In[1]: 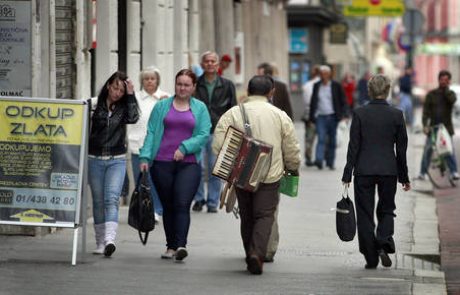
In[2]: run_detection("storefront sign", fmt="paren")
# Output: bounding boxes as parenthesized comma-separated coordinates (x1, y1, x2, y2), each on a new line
(343, 0, 405, 17)
(0, 1, 32, 96)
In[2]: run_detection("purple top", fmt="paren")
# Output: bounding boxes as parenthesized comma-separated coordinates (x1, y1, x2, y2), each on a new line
(155, 105, 196, 163)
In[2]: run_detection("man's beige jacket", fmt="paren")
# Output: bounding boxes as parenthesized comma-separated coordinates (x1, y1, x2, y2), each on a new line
(212, 95, 301, 183)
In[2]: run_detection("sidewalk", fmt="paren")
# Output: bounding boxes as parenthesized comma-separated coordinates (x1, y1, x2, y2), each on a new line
(0, 122, 446, 295)
(432, 133, 460, 294)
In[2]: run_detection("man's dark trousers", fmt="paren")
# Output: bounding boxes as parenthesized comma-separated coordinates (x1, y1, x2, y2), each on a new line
(354, 175, 397, 265)
(236, 182, 280, 260)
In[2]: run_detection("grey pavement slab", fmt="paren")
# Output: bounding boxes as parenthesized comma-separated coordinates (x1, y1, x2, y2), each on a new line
(0, 121, 446, 295)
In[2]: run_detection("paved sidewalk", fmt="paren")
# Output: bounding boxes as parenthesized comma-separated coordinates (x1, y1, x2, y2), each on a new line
(433, 134, 460, 294)
(0, 122, 447, 295)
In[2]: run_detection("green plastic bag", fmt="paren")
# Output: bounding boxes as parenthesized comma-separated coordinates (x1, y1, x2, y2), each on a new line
(279, 172, 299, 197)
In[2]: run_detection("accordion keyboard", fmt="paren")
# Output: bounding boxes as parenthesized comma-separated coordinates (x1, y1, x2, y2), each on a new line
(212, 126, 244, 180)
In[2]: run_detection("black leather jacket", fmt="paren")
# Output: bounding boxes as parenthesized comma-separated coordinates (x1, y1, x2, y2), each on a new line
(88, 94, 139, 156)
(194, 75, 237, 133)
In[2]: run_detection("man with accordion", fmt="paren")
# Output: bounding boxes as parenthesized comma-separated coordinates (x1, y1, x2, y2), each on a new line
(212, 75, 301, 275)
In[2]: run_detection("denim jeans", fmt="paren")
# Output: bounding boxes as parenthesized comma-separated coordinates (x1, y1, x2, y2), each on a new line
(194, 135, 222, 209)
(398, 93, 413, 126)
(420, 134, 458, 175)
(88, 157, 126, 225)
(315, 114, 338, 167)
(151, 161, 201, 250)
(131, 154, 163, 215)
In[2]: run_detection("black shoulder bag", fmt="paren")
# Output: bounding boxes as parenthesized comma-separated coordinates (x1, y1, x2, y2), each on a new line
(336, 185, 356, 242)
(128, 171, 156, 245)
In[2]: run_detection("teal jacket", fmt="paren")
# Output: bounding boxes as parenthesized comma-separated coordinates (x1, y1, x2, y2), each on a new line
(139, 96, 211, 164)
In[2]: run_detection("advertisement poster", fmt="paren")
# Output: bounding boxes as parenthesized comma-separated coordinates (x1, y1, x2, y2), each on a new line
(0, 97, 88, 227)
(0, 1, 32, 97)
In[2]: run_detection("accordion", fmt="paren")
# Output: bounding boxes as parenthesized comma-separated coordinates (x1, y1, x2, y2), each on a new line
(212, 126, 273, 192)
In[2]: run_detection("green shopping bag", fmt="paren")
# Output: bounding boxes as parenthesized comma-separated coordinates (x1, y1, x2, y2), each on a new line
(279, 171, 299, 197)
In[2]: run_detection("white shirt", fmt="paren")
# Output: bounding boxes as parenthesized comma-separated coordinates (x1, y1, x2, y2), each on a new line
(316, 81, 335, 116)
(127, 88, 170, 154)
(302, 76, 320, 112)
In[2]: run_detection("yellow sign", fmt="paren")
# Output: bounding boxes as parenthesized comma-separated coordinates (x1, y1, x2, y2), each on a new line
(0, 100, 84, 145)
(11, 209, 54, 223)
(343, 0, 405, 16)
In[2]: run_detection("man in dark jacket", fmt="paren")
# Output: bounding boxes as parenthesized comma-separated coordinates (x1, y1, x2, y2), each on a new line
(342, 74, 411, 269)
(192, 51, 237, 213)
(418, 70, 459, 180)
(309, 65, 347, 170)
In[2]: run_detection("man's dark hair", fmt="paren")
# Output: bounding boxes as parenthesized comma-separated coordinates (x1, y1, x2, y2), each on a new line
(257, 62, 274, 76)
(247, 75, 274, 96)
(438, 70, 451, 80)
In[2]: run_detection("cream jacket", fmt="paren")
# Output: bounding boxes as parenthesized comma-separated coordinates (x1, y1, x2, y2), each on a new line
(212, 95, 301, 183)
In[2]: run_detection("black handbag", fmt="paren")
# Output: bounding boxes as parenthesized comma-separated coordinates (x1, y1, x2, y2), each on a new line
(336, 185, 356, 242)
(128, 171, 155, 245)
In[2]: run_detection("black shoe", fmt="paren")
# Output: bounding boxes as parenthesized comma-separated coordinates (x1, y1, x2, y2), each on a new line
(104, 243, 116, 257)
(378, 250, 392, 267)
(327, 166, 335, 171)
(192, 201, 204, 212)
(305, 160, 314, 167)
(364, 264, 377, 269)
(314, 161, 323, 170)
(207, 207, 218, 213)
(174, 247, 188, 262)
(247, 255, 263, 275)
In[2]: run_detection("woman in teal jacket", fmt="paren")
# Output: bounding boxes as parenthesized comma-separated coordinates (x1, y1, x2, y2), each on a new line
(139, 69, 211, 261)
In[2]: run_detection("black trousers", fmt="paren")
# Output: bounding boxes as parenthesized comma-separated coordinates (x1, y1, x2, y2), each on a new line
(354, 176, 397, 265)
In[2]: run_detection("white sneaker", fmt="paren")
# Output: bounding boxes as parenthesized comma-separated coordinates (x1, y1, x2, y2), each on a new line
(416, 174, 426, 181)
(92, 245, 104, 255)
(161, 249, 176, 259)
(452, 172, 460, 180)
(154, 213, 161, 224)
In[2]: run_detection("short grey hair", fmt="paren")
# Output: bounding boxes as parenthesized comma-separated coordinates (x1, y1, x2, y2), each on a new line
(200, 51, 219, 63)
(319, 65, 331, 73)
(139, 66, 161, 87)
(368, 74, 391, 99)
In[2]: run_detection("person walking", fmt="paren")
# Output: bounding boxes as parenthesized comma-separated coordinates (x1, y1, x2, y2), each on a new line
(218, 54, 232, 76)
(256, 62, 294, 263)
(128, 66, 170, 223)
(302, 65, 321, 166)
(342, 74, 411, 269)
(398, 66, 414, 128)
(88, 71, 139, 257)
(257, 62, 294, 120)
(417, 70, 459, 180)
(213, 75, 301, 275)
(356, 71, 371, 106)
(309, 65, 347, 170)
(139, 69, 211, 261)
(342, 72, 356, 110)
(192, 51, 237, 213)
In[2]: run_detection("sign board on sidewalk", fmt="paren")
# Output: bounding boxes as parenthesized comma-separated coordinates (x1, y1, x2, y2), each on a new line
(0, 1, 32, 97)
(0, 97, 88, 228)
(343, 0, 405, 17)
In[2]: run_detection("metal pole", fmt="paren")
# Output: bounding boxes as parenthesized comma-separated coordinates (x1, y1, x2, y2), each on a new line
(71, 228, 79, 266)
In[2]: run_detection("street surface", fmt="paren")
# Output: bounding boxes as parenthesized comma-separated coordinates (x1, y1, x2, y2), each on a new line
(0, 121, 447, 295)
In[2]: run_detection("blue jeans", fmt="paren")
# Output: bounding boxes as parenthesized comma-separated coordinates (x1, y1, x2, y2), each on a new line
(398, 93, 413, 126)
(315, 114, 338, 167)
(131, 154, 163, 215)
(151, 161, 201, 250)
(88, 157, 126, 225)
(420, 134, 458, 175)
(194, 135, 222, 209)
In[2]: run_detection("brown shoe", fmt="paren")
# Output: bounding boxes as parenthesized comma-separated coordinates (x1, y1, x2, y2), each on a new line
(246, 255, 263, 275)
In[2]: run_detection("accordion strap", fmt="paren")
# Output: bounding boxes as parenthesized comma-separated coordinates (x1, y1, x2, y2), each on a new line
(239, 103, 252, 137)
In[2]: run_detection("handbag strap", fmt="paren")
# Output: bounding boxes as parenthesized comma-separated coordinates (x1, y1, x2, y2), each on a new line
(239, 103, 252, 137)
(342, 185, 349, 199)
(139, 231, 149, 245)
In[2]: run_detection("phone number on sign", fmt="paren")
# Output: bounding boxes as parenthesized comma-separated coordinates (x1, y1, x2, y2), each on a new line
(15, 195, 75, 206)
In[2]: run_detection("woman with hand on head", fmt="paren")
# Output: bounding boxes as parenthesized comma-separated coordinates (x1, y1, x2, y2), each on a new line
(139, 69, 211, 262)
(88, 71, 139, 257)
(128, 67, 170, 223)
